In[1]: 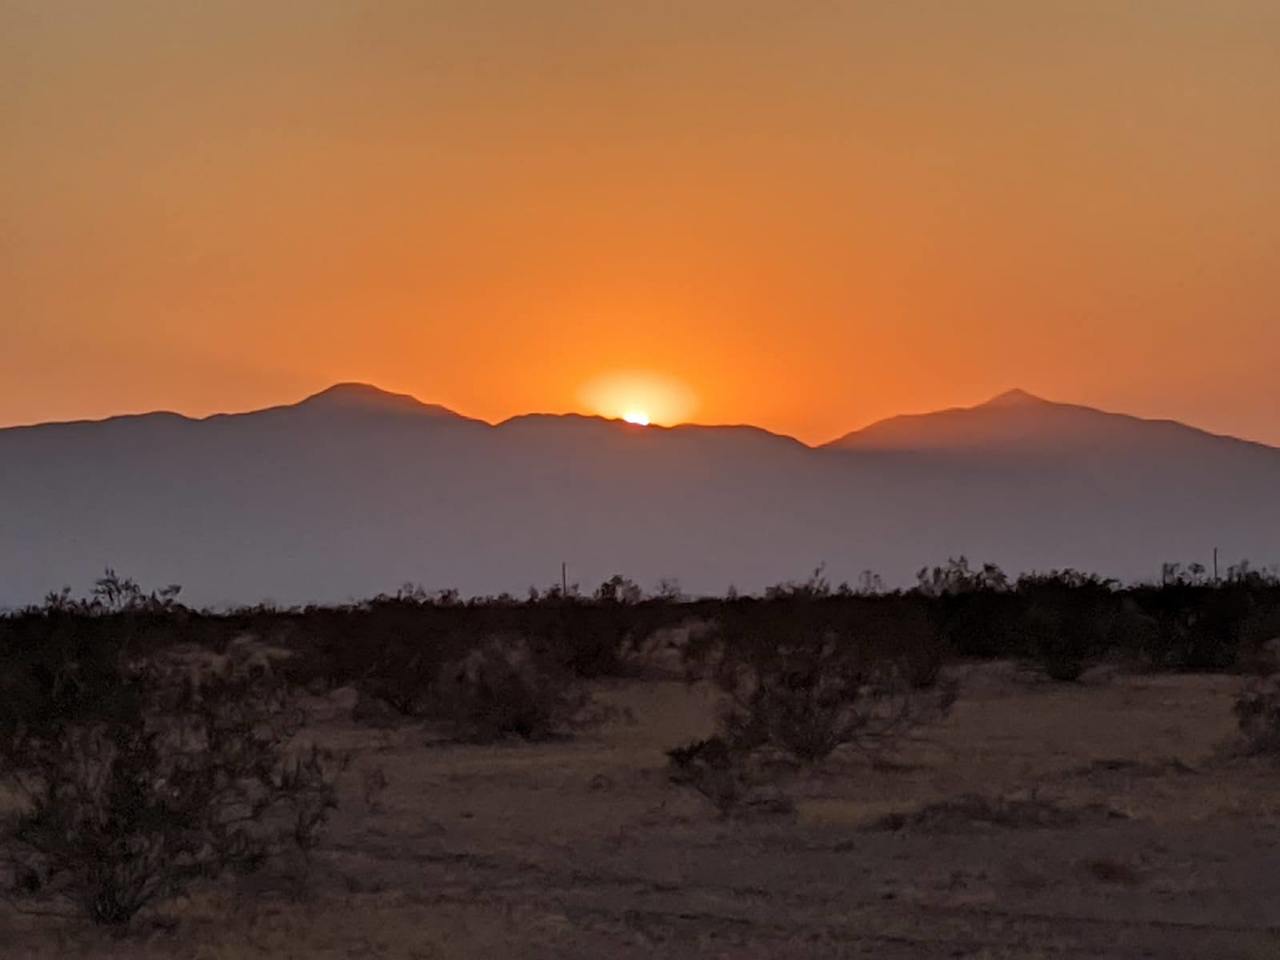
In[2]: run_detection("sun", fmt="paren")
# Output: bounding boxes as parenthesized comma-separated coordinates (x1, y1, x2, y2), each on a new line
(578, 371, 698, 427)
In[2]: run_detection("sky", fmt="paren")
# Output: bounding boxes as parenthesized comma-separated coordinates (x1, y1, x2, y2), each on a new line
(3, 1, 1279, 445)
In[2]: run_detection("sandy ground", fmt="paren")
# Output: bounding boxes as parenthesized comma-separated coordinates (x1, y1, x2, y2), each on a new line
(4, 662, 1280, 959)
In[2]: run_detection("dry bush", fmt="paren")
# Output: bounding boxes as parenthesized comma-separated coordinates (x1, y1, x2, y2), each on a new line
(916, 558, 1019, 658)
(1017, 573, 1119, 682)
(666, 737, 751, 817)
(669, 585, 956, 816)
(0, 641, 343, 927)
(1125, 576, 1280, 672)
(1233, 675, 1280, 756)
(719, 645, 956, 766)
(285, 584, 682, 731)
(430, 636, 593, 742)
(295, 599, 615, 743)
(687, 593, 957, 767)
(665, 737, 793, 820)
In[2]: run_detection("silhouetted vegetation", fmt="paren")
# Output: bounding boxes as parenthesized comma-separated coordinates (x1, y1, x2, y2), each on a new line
(430, 635, 593, 742)
(665, 572, 957, 813)
(679, 571, 957, 766)
(1017, 572, 1119, 681)
(0, 574, 343, 926)
(4, 563, 1277, 724)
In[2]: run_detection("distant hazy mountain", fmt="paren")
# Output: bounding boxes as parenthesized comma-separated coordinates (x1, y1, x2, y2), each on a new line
(2, 384, 1277, 607)
(827, 388, 1273, 460)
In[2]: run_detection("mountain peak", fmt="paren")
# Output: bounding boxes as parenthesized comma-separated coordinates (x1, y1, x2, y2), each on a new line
(301, 382, 417, 407)
(823, 389, 1225, 454)
(296, 382, 457, 417)
(982, 388, 1049, 409)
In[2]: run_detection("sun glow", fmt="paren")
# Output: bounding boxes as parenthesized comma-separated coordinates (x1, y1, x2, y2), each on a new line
(579, 371, 698, 427)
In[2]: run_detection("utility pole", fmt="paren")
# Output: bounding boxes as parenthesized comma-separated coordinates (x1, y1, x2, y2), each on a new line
(1213, 547, 1219, 583)
(561, 562, 567, 596)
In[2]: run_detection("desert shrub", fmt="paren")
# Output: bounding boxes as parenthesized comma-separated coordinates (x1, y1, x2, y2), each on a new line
(665, 736, 792, 819)
(0, 576, 201, 741)
(1126, 583, 1264, 672)
(669, 589, 954, 818)
(0, 640, 342, 927)
(430, 635, 592, 742)
(357, 632, 453, 717)
(282, 585, 681, 726)
(865, 596, 948, 689)
(719, 636, 955, 765)
(281, 596, 481, 717)
(916, 559, 1020, 658)
(686, 590, 956, 767)
(1176, 587, 1254, 671)
(1017, 572, 1119, 681)
(289, 596, 615, 739)
(1233, 675, 1280, 756)
(0, 621, 129, 749)
(666, 736, 752, 817)
(519, 598, 627, 679)
(1235, 595, 1280, 675)
(521, 579, 678, 678)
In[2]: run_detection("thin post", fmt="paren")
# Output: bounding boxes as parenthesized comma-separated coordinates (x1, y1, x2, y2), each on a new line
(561, 562, 567, 595)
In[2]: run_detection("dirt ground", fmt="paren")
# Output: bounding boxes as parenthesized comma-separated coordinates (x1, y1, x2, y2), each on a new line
(5, 662, 1280, 959)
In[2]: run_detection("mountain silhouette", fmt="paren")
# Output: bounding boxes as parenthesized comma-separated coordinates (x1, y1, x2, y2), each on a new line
(1, 385, 1277, 607)
(290, 382, 469, 418)
(826, 389, 1271, 459)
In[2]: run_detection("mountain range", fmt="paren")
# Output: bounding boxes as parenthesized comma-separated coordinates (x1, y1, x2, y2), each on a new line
(2, 384, 1277, 607)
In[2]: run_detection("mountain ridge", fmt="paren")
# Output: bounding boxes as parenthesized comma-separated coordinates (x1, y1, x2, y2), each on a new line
(4, 383, 1275, 456)
(3, 381, 1277, 607)
(825, 388, 1278, 456)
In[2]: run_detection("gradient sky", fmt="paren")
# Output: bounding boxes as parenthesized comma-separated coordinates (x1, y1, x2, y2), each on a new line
(4, 1, 1279, 445)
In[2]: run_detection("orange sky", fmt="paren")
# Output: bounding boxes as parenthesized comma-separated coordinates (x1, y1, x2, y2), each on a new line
(4, 1, 1279, 445)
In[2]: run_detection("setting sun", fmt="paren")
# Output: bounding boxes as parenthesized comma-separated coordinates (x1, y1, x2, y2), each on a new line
(578, 372, 697, 427)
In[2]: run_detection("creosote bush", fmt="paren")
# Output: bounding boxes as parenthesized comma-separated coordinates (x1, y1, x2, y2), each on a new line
(670, 573, 957, 814)
(0, 597, 343, 927)
(1017, 572, 1119, 682)
(279, 578, 679, 732)
(430, 635, 592, 742)
(665, 736, 793, 820)
(684, 577, 957, 768)
(667, 737, 748, 816)
(716, 633, 956, 766)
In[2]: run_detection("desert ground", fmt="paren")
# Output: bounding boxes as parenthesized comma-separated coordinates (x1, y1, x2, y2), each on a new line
(4, 661, 1279, 959)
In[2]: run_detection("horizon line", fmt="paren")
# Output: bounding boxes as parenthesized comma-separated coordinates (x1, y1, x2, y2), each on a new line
(1, 380, 1276, 453)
